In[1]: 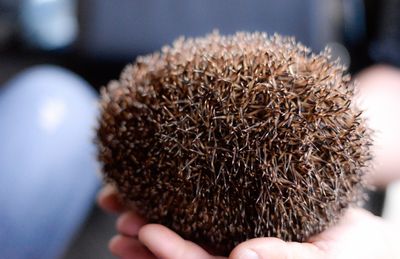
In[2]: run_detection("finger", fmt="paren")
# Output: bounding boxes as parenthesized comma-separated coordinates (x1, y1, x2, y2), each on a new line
(138, 224, 225, 259)
(116, 211, 147, 237)
(308, 207, 377, 245)
(97, 185, 125, 213)
(109, 235, 156, 259)
(229, 237, 325, 259)
(309, 208, 393, 259)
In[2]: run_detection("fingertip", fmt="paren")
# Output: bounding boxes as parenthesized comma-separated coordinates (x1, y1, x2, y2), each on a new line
(97, 184, 115, 199)
(229, 237, 323, 259)
(108, 234, 155, 258)
(97, 185, 125, 213)
(229, 238, 284, 259)
(138, 224, 178, 258)
(116, 211, 147, 236)
(108, 235, 121, 254)
(97, 184, 115, 206)
(230, 249, 260, 259)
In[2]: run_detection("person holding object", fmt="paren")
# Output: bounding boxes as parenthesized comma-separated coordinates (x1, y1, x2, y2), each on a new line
(96, 55, 400, 259)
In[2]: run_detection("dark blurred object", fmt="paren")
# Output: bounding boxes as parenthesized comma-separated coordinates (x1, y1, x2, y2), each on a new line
(364, 189, 386, 216)
(369, 0, 400, 68)
(0, 0, 18, 50)
(78, 0, 342, 60)
(344, 0, 400, 72)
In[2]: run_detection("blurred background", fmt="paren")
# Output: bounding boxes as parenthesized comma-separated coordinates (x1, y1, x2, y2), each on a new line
(0, 0, 399, 258)
(0, 0, 382, 87)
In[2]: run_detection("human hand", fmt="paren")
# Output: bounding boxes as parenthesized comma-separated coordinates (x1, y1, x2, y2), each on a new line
(97, 185, 226, 259)
(98, 185, 399, 259)
(230, 208, 398, 259)
(356, 65, 400, 187)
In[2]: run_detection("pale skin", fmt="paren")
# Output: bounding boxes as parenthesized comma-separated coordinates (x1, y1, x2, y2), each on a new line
(99, 65, 400, 259)
(98, 185, 399, 259)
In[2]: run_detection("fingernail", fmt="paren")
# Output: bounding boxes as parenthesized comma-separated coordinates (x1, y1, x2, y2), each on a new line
(235, 249, 260, 259)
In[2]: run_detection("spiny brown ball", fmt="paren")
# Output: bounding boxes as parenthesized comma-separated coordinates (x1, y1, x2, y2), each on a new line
(97, 32, 371, 255)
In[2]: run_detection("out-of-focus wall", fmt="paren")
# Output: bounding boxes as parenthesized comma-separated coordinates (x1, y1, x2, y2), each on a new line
(78, 0, 343, 60)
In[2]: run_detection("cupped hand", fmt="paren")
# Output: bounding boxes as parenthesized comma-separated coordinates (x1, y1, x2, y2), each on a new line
(98, 185, 398, 259)
(98, 185, 225, 259)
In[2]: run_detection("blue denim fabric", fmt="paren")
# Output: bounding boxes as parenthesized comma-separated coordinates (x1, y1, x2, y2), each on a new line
(0, 65, 100, 259)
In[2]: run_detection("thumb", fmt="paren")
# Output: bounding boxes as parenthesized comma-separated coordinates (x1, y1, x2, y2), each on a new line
(229, 237, 326, 259)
